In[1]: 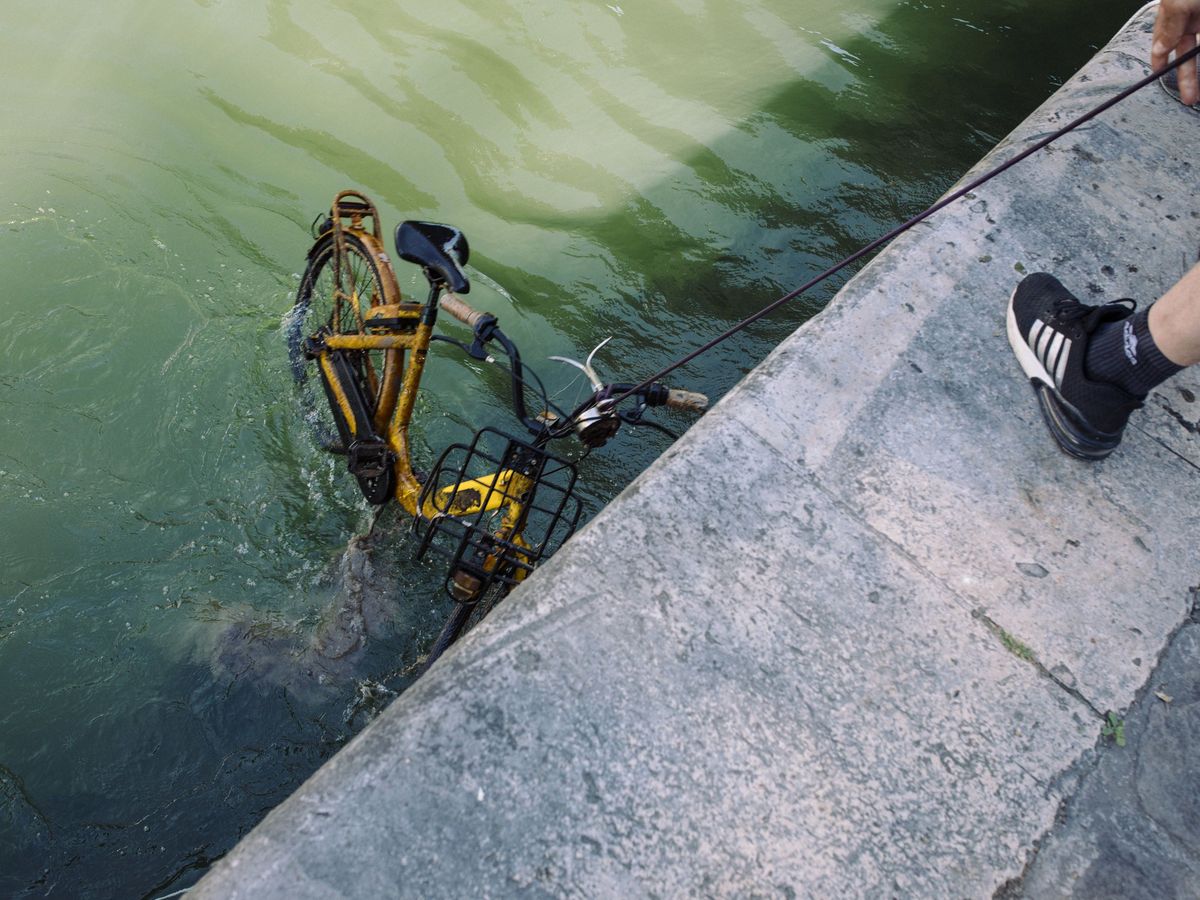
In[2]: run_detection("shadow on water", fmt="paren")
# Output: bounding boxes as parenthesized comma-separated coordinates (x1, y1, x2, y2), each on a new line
(1, 518, 439, 899)
(0, 0, 1145, 896)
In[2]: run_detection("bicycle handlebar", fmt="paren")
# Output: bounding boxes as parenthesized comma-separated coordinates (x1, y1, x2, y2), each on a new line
(435, 290, 709, 441)
(624, 383, 708, 413)
(440, 291, 488, 327)
(663, 388, 708, 413)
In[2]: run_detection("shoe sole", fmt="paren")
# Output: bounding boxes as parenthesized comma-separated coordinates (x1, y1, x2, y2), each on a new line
(1006, 286, 1119, 461)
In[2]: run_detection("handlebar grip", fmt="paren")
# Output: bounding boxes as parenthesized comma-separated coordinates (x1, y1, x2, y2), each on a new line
(665, 388, 709, 413)
(440, 292, 488, 327)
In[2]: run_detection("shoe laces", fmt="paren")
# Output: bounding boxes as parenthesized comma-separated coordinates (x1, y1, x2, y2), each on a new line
(1052, 296, 1136, 333)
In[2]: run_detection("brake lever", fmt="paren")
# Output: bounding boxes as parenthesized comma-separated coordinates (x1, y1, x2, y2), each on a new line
(467, 314, 500, 360)
(549, 336, 612, 391)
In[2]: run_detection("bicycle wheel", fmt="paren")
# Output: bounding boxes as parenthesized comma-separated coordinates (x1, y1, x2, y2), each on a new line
(289, 231, 398, 503)
(290, 231, 393, 413)
(420, 581, 507, 674)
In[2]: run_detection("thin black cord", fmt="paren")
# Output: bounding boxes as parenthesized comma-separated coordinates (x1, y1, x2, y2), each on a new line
(621, 412, 680, 440)
(609, 44, 1200, 408)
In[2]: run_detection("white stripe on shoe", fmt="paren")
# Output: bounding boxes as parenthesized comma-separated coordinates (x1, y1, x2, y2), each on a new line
(1027, 318, 1073, 390)
(1029, 320, 1044, 350)
(1045, 332, 1065, 377)
(1053, 336, 1072, 388)
(1007, 291, 1064, 393)
(1036, 322, 1054, 361)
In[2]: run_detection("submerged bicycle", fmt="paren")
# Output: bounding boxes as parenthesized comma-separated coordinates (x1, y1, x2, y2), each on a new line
(288, 190, 708, 668)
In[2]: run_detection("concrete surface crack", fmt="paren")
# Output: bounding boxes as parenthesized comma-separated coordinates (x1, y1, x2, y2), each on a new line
(806, 474, 1108, 722)
(972, 609, 1106, 719)
(1132, 399, 1200, 469)
(1158, 403, 1199, 434)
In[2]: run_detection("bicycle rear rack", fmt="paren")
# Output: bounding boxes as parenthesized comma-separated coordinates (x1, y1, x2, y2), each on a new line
(414, 428, 582, 602)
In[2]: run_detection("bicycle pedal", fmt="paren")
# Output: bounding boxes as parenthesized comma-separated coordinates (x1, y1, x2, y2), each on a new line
(302, 335, 327, 359)
(347, 439, 393, 478)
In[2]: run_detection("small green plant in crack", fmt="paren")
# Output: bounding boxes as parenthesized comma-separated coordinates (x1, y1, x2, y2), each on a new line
(997, 627, 1035, 662)
(1101, 711, 1127, 747)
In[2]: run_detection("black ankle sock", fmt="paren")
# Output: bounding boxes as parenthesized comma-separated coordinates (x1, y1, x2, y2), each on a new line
(1085, 305, 1183, 396)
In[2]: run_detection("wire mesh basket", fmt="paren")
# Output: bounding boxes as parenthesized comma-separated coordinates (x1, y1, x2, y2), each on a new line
(413, 428, 582, 601)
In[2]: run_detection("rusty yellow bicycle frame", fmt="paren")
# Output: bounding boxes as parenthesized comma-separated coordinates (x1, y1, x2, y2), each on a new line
(317, 213, 534, 546)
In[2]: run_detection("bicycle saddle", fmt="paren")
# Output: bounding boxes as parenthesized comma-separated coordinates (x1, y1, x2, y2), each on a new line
(395, 221, 471, 294)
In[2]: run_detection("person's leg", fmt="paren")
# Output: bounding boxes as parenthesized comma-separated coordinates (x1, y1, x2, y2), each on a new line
(1006, 274, 1144, 460)
(1148, 263, 1200, 366)
(1083, 272, 1188, 397)
(1006, 264, 1199, 460)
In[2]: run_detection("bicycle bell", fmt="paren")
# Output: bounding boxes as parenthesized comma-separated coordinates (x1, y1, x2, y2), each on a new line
(550, 338, 622, 449)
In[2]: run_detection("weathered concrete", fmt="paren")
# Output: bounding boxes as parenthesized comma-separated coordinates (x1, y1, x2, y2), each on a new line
(193, 6, 1200, 897)
(1011, 617, 1200, 899)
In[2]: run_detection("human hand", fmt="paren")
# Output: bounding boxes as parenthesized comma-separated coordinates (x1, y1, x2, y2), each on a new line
(1152, 0, 1200, 105)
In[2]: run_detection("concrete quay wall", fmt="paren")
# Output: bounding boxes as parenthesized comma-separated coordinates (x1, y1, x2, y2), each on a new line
(193, 7, 1200, 897)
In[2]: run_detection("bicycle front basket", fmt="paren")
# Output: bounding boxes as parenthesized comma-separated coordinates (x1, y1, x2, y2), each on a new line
(414, 428, 582, 600)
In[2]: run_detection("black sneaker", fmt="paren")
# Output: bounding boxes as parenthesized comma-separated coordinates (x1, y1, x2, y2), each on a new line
(1006, 272, 1143, 460)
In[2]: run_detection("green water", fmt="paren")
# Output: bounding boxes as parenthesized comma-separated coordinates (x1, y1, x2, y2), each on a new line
(1, 0, 1140, 894)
